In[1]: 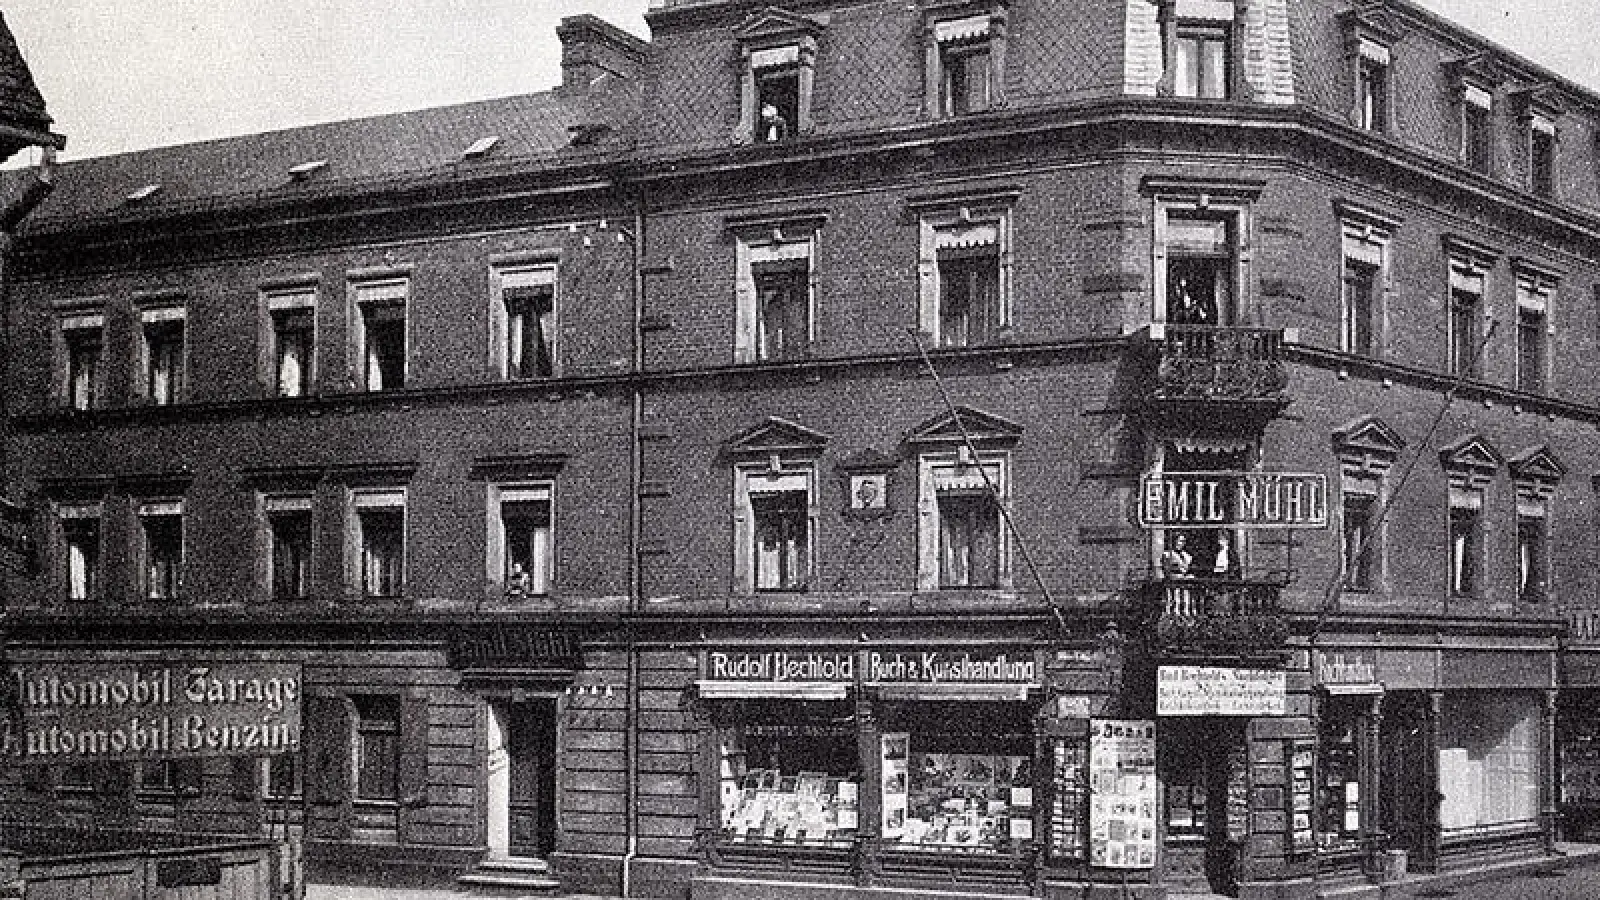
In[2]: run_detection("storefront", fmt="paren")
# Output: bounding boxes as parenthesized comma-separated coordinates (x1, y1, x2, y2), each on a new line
(689, 644, 1064, 900)
(1311, 639, 1557, 880)
(1558, 630, 1600, 841)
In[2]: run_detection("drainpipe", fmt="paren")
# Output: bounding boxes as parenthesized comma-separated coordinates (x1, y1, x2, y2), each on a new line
(622, 195, 646, 898)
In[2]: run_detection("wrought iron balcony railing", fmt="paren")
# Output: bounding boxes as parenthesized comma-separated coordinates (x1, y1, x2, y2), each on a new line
(1132, 577, 1289, 655)
(1150, 324, 1288, 403)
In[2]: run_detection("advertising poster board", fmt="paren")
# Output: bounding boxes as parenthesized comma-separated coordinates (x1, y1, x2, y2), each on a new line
(1088, 719, 1157, 869)
(1157, 666, 1286, 716)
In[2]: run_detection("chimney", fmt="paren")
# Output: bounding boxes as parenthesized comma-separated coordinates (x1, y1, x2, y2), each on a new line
(556, 15, 650, 94)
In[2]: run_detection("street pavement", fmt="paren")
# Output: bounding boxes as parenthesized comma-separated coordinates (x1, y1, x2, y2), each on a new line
(1422, 866, 1600, 900)
(308, 888, 620, 900)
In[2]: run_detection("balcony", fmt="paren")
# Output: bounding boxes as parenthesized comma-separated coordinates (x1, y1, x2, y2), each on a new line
(1129, 577, 1289, 657)
(1137, 324, 1291, 426)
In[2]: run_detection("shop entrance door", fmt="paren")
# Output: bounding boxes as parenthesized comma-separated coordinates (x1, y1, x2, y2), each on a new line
(1379, 693, 1432, 869)
(486, 699, 558, 859)
(1160, 717, 1249, 897)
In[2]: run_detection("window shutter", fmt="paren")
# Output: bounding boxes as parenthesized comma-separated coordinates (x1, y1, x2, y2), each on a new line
(398, 693, 430, 806)
(231, 756, 260, 802)
(306, 694, 351, 806)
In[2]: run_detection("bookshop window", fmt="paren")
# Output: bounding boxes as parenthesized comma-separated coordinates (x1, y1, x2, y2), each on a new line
(1438, 692, 1539, 832)
(879, 701, 1034, 855)
(1160, 718, 1247, 843)
(1317, 697, 1364, 849)
(718, 700, 859, 847)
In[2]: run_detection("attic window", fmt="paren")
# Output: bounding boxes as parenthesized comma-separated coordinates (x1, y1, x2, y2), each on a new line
(288, 159, 328, 181)
(462, 136, 500, 160)
(126, 184, 162, 204)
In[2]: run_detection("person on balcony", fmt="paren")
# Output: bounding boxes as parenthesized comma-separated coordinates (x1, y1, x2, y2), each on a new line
(1161, 534, 1198, 620)
(1169, 277, 1213, 326)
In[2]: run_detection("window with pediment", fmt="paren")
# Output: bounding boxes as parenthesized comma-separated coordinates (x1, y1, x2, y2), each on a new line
(1333, 416, 1405, 593)
(922, 3, 1007, 118)
(1509, 447, 1562, 605)
(1340, 2, 1403, 133)
(907, 406, 1020, 591)
(728, 418, 828, 594)
(1446, 53, 1503, 175)
(732, 9, 824, 146)
(911, 190, 1016, 348)
(1440, 435, 1501, 601)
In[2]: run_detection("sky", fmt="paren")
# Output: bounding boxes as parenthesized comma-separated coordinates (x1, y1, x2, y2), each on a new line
(2, 0, 1598, 165)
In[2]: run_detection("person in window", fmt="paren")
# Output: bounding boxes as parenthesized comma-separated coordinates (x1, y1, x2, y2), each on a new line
(1211, 533, 1236, 579)
(1161, 534, 1193, 579)
(759, 102, 789, 143)
(505, 562, 530, 600)
(1169, 277, 1212, 326)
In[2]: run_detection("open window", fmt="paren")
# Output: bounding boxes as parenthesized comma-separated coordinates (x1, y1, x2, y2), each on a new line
(492, 484, 554, 599)
(1514, 265, 1556, 394)
(1441, 435, 1500, 601)
(57, 503, 101, 603)
(1147, 178, 1260, 329)
(264, 494, 313, 602)
(1510, 447, 1563, 606)
(350, 489, 405, 601)
(728, 417, 828, 595)
(1444, 237, 1497, 379)
(1334, 415, 1404, 596)
(732, 10, 823, 146)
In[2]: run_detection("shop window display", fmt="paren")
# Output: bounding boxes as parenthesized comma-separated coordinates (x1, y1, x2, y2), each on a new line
(1438, 692, 1539, 833)
(881, 702, 1034, 854)
(1317, 700, 1362, 849)
(719, 701, 859, 847)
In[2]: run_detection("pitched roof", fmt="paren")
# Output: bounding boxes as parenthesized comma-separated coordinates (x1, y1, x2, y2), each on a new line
(22, 80, 636, 229)
(0, 12, 49, 133)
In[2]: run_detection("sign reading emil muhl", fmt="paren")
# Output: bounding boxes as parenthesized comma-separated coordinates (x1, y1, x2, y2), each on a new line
(1139, 471, 1328, 529)
(5, 661, 301, 764)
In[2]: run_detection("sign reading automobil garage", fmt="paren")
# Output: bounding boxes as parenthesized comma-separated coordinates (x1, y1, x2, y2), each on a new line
(1139, 471, 1329, 529)
(4, 662, 301, 763)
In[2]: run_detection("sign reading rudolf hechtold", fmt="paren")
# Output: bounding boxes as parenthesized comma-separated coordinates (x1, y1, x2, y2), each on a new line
(708, 649, 1037, 684)
(5, 661, 301, 764)
(1139, 471, 1329, 529)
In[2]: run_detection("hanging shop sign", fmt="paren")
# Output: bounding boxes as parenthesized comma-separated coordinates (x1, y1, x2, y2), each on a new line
(1157, 665, 1286, 716)
(4, 661, 301, 764)
(1138, 471, 1329, 529)
(1315, 649, 1380, 693)
(1088, 719, 1157, 869)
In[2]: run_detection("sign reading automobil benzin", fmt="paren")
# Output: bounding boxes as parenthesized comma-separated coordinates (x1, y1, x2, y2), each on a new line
(4, 661, 301, 764)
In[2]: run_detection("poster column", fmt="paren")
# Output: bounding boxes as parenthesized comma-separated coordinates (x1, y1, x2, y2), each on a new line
(1088, 719, 1158, 870)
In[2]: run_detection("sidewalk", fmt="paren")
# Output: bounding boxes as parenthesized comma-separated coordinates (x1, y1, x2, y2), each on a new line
(308, 887, 621, 900)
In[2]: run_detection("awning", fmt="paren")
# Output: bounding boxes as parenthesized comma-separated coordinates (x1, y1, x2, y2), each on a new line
(934, 15, 989, 44)
(935, 221, 998, 250)
(871, 683, 1033, 702)
(696, 680, 847, 700)
(751, 45, 799, 70)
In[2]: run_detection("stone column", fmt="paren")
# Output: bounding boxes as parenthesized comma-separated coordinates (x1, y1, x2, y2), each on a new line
(1542, 689, 1559, 853)
(1361, 692, 1384, 873)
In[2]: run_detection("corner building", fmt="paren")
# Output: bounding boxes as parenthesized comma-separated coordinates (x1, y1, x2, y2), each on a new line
(6, 2, 1600, 899)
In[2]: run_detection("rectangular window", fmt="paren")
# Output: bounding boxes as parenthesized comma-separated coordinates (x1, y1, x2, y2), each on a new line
(353, 491, 404, 601)
(352, 280, 407, 392)
(938, 247, 1000, 348)
(265, 288, 317, 398)
(1448, 492, 1481, 599)
(1530, 122, 1556, 198)
(61, 316, 103, 411)
(1514, 270, 1553, 395)
(1341, 491, 1377, 591)
(264, 753, 302, 799)
(1166, 214, 1234, 326)
(494, 267, 556, 380)
(1517, 512, 1546, 604)
(1342, 258, 1379, 355)
(941, 41, 992, 116)
(736, 230, 815, 364)
(753, 489, 809, 591)
(932, 16, 994, 117)
(1448, 264, 1483, 378)
(755, 264, 810, 361)
(880, 702, 1033, 855)
(718, 700, 857, 847)
(1358, 55, 1388, 133)
(755, 56, 800, 143)
(267, 501, 313, 602)
(497, 486, 552, 598)
(1438, 692, 1539, 832)
(1173, 24, 1229, 99)
(139, 501, 183, 602)
(353, 695, 400, 801)
(920, 453, 1007, 591)
(1462, 87, 1493, 174)
(59, 506, 100, 603)
(737, 467, 814, 594)
(140, 307, 186, 405)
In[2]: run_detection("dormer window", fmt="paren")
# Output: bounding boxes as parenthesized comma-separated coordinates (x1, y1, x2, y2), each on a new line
(1340, 5, 1402, 133)
(1514, 87, 1565, 200)
(1357, 45, 1389, 133)
(924, 7, 1007, 119)
(1462, 85, 1493, 174)
(732, 10, 823, 147)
